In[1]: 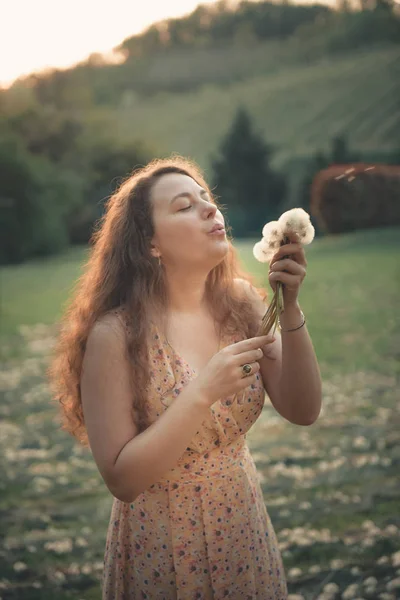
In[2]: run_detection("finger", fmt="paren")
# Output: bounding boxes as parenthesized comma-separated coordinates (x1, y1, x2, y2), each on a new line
(288, 232, 301, 243)
(239, 361, 260, 375)
(230, 335, 275, 354)
(269, 259, 304, 275)
(235, 348, 264, 364)
(269, 271, 302, 286)
(271, 243, 306, 266)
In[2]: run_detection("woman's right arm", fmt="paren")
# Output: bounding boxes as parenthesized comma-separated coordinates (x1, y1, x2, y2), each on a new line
(80, 314, 210, 503)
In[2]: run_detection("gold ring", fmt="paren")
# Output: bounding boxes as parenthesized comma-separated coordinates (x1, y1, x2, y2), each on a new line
(242, 363, 253, 376)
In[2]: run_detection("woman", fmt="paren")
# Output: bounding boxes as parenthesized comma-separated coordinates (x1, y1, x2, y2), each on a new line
(48, 156, 322, 599)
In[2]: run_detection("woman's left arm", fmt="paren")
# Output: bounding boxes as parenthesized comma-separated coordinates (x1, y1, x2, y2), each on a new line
(268, 301, 322, 426)
(238, 232, 322, 426)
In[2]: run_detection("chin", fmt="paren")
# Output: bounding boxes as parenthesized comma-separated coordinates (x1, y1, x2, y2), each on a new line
(209, 240, 229, 264)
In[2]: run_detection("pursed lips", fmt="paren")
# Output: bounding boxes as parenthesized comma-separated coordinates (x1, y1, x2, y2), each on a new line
(208, 224, 225, 233)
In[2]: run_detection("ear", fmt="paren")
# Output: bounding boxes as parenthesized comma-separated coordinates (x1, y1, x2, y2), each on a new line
(149, 242, 161, 259)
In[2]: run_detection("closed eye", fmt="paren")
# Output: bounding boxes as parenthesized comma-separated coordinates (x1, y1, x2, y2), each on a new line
(179, 206, 191, 211)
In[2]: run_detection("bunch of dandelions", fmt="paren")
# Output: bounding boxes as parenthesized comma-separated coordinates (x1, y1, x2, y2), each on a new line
(253, 208, 315, 336)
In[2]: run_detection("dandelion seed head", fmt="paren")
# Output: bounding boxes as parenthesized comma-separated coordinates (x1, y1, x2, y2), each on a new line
(253, 239, 273, 263)
(262, 221, 282, 241)
(278, 208, 314, 245)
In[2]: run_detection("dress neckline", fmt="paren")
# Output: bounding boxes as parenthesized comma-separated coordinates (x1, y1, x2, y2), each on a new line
(151, 319, 232, 375)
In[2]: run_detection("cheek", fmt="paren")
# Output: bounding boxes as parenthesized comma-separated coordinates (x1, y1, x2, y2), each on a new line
(163, 217, 202, 248)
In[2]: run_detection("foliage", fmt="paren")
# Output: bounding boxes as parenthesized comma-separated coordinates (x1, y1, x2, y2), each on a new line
(0, 92, 152, 262)
(211, 107, 287, 237)
(117, 0, 331, 58)
(295, 136, 400, 234)
(0, 134, 79, 264)
(312, 163, 400, 234)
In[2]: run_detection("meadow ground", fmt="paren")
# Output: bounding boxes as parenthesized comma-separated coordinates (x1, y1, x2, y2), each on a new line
(0, 227, 399, 599)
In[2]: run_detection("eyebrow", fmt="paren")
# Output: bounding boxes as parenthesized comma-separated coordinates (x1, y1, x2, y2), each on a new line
(170, 188, 209, 205)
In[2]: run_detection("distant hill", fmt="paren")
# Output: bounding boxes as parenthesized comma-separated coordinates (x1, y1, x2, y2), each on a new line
(3, 2, 399, 170)
(112, 45, 400, 170)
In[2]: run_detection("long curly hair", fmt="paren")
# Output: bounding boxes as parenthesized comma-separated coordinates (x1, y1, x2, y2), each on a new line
(47, 155, 269, 447)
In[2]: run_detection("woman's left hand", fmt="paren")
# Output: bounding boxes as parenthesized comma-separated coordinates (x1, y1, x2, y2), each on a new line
(268, 231, 307, 307)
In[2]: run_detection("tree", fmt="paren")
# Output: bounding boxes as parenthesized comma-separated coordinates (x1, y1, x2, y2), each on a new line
(0, 134, 77, 264)
(211, 107, 286, 237)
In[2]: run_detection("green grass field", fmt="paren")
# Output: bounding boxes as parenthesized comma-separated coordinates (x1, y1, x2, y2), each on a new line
(0, 227, 399, 598)
(115, 46, 400, 170)
(2, 227, 399, 379)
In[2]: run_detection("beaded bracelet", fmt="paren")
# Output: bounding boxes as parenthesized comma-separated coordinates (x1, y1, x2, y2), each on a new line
(278, 309, 306, 332)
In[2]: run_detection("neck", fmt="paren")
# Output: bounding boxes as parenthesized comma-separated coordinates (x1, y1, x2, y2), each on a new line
(164, 267, 210, 315)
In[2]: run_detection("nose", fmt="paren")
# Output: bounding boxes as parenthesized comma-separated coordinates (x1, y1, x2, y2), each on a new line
(204, 201, 217, 219)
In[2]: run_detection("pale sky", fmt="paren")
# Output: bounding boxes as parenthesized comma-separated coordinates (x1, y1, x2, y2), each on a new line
(0, 0, 217, 87)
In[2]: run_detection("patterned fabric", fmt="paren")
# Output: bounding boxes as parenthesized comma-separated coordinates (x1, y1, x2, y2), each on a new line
(102, 312, 288, 599)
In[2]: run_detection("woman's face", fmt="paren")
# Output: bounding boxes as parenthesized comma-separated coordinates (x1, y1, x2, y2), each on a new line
(150, 172, 229, 270)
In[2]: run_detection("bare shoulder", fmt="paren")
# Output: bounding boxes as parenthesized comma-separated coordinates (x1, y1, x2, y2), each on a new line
(233, 277, 267, 318)
(88, 309, 126, 342)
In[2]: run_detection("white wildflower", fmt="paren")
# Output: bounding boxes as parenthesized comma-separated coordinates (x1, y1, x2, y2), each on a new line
(56, 476, 69, 485)
(44, 538, 73, 554)
(391, 550, 400, 566)
(13, 561, 28, 572)
(81, 563, 93, 575)
(363, 577, 377, 587)
(67, 562, 80, 575)
(75, 537, 88, 548)
(386, 578, 400, 591)
(330, 558, 345, 569)
(342, 584, 359, 599)
(32, 476, 52, 492)
(53, 571, 66, 583)
(361, 537, 375, 548)
(288, 567, 302, 578)
(253, 238, 274, 263)
(254, 208, 315, 266)
(309, 565, 321, 574)
(353, 436, 369, 449)
(262, 221, 283, 244)
(278, 207, 315, 245)
(324, 583, 340, 594)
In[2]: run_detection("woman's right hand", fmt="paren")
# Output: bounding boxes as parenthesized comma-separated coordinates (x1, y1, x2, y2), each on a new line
(192, 334, 275, 407)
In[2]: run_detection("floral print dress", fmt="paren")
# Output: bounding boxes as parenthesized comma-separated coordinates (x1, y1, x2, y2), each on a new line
(102, 314, 288, 599)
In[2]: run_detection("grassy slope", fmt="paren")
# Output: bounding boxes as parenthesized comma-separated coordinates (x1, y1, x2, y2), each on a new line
(114, 46, 400, 171)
